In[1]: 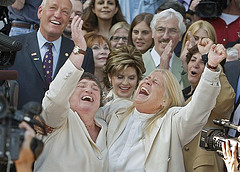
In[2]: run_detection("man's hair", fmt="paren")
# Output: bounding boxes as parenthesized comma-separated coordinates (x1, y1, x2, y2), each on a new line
(150, 8, 186, 35)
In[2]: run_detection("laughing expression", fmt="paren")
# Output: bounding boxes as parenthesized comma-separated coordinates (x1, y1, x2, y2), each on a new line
(70, 79, 101, 114)
(134, 71, 166, 114)
(38, 0, 72, 41)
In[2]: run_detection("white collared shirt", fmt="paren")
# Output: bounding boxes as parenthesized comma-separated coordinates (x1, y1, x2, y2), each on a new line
(37, 31, 62, 78)
(150, 46, 174, 70)
(109, 108, 155, 172)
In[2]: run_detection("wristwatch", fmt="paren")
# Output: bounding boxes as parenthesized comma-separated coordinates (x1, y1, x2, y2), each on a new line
(73, 45, 86, 55)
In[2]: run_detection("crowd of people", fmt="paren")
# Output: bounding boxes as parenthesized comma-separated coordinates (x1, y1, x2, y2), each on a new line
(2, 0, 240, 171)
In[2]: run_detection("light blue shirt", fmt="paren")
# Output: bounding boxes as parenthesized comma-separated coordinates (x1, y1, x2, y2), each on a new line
(119, 0, 167, 23)
(37, 31, 62, 78)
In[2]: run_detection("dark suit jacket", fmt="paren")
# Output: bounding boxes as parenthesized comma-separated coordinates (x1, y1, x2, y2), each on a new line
(224, 60, 240, 121)
(9, 31, 94, 109)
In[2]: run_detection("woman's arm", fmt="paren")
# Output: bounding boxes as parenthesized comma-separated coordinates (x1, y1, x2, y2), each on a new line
(41, 16, 87, 128)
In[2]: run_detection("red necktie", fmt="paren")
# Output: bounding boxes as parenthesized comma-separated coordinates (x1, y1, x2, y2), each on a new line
(42, 42, 53, 87)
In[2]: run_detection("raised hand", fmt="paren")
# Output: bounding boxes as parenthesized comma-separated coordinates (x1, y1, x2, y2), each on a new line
(208, 44, 226, 68)
(71, 15, 87, 51)
(159, 40, 172, 69)
(198, 38, 213, 55)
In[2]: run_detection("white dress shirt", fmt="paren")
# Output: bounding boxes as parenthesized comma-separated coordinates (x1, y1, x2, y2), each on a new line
(109, 108, 155, 172)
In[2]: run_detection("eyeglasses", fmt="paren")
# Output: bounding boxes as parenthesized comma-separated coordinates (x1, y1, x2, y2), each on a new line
(155, 27, 179, 36)
(111, 36, 128, 42)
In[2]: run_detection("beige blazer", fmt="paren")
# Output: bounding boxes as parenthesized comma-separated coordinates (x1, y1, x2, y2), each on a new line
(183, 70, 235, 172)
(97, 66, 221, 172)
(142, 48, 190, 89)
(34, 60, 108, 172)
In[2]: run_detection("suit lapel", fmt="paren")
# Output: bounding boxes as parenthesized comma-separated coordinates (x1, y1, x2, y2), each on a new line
(27, 32, 45, 81)
(108, 112, 131, 148)
(145, 118, 163, 157)
(54, 36, 72, 78)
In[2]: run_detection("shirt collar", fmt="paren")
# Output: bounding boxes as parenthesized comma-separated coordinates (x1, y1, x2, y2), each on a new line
(151, 46, 174, 69)
(37, 30, 62, 53)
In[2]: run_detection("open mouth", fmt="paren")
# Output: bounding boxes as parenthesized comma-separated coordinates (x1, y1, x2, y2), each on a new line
(50, 20, 61, 25)
(81, 95, 93, 102)
(191, 71, 197, 76)
(139, 86, 149, 96)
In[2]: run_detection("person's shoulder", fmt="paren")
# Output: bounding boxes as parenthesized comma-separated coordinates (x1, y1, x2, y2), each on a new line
(13, 31, 36, 42)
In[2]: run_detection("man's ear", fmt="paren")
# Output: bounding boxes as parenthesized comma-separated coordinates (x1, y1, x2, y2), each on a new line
(37, 6, 43, 20)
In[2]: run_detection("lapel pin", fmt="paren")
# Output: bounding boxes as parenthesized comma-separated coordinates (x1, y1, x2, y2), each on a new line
(31, 52, 37, 56)
(65, 53, 69, 57)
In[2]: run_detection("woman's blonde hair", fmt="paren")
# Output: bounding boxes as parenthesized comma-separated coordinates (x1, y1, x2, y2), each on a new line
(109, 22, 130, 41)
(181, 20, 217, 52)
(120, 69, 185, 134)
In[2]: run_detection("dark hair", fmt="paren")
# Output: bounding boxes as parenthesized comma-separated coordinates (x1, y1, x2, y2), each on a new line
(186, 45, 200, 64)
(82, 0, 126, 32)
(155, 0, 186, 19)
(128, 13, 154, 48)
(80, 72, 104, 106)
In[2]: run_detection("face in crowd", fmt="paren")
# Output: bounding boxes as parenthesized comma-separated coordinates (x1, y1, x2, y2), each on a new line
(109, 67, 138, 98)
(132, 21, 153, 54)
(110, 28, 128, 49)
(38, 0, 72, 41)
(92, 0, 118, 20)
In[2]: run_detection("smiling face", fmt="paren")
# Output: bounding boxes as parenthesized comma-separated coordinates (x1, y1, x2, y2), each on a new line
(187, 52, 205, 89)
(152, 17, 181, 56)
(91, 40, 110, 69)
(132, 21, 153, 54)
(134, 71, 166, 114)
(69, 79, 101, 114)
(38, 0, 72, 41)
(93, 0, 118, 20)
(109, 67, 138, 98)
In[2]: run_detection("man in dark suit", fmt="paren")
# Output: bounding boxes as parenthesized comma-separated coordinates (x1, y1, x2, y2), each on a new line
(9, 0, 94, 109)
(225, 45, 240, 137)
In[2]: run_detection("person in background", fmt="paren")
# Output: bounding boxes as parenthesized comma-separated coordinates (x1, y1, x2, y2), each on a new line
(118, 0, 167, 24)
(182, 39, 235, 172)
(155, 0, 187, 58)
(225, 44, 240, 138)
(63, 0, 83, 39)
(84, 32, 111, 97)
(109, 22, 129, 49)
(142, 8, 189, 89)
(180, 20, 217, 73)
(102, 45, 145, 104)
(82, 0, 126, 38)
(205, 0, 240, 45)
(34, 15, 108, 172)
(97, 41, 227, 171)
(8, 0, 42, 36)
(15, 122, 37, 172)
(128, 13, 154, 54)
(9, 0, 94, 109)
